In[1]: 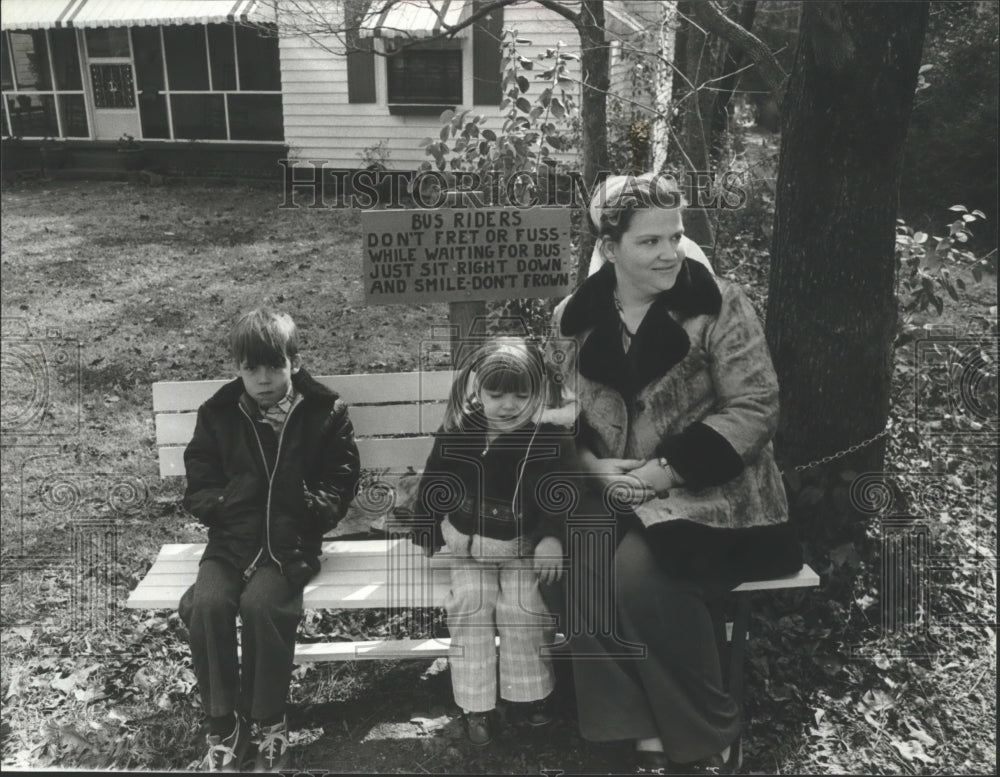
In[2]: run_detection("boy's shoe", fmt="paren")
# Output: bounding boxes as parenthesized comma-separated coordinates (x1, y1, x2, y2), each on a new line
(509, 696, 553, 727)
(253, 717, 290, 772)
(203, 716, 251, 772)
(461, 710, 493, 746)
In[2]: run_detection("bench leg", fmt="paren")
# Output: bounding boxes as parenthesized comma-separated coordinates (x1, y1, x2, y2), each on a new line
(728, 593, 751, 711)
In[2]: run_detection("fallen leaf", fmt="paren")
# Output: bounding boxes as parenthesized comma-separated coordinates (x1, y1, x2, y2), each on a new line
(891, 738, 934, 764)
(57, 724, 93, 753)
(74, 687, 101, 703)
(51, 673, 81, 694)
(904, 718, 937, 748)
(9, 626, 33, 641)
(4, 669, 25, 700)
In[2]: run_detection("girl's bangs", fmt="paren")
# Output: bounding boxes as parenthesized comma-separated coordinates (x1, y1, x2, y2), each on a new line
(477, 361, 534, 394)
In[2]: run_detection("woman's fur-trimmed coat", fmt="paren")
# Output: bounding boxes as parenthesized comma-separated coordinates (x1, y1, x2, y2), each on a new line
(547, 260, 801, 582)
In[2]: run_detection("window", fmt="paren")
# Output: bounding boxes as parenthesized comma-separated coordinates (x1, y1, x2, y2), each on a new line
(153, 23, 284, 141)
(131, 26, 169, 139)
(85, 28, 130, 58)
(2, 30, 88, 138)
(90, 64, 135, 108)
(164, 26, 209, 91)
(386, 40, 462, 114)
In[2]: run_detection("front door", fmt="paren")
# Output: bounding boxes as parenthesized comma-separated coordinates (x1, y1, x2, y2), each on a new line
(83, 27, 141, 140)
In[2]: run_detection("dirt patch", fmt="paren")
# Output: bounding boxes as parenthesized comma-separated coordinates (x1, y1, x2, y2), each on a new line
(289, 660, 628, 775)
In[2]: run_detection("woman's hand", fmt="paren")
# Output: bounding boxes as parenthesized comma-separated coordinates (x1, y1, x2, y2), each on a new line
(582, 450, 646, 480)
(626, 460, 676, 498)
(533, 536, 564, 584)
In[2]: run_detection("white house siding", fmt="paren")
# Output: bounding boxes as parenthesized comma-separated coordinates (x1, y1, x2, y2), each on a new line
(279, 1, 641, 170)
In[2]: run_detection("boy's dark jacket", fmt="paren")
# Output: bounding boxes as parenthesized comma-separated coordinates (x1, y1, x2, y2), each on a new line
(400, 412, 575, 553)
(183, 369, 361, 585)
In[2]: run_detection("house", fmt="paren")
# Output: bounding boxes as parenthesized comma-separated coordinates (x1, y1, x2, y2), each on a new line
(0, 0, 650, 178)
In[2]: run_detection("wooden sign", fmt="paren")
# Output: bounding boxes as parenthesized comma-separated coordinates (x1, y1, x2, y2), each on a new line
(361, 208, 572, 304)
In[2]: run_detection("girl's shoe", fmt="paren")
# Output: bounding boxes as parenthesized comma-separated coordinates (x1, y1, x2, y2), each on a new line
(461, 710, 493, 746)
(203, 716, 251, 772)
(253, 717, 290, 772)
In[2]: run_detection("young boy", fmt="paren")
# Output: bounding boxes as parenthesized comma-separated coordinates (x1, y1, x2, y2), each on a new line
(178, 309, 360, 771)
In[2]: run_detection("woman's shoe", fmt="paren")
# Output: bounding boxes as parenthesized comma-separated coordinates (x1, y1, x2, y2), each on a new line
(461, 710, 493, 746)
(672, 736, 742, 775)
(508, 695, 554, 727)
(633, 749, 672, 775)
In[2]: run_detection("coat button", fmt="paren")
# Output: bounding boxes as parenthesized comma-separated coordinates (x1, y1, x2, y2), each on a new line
(491, 508, 498, 515)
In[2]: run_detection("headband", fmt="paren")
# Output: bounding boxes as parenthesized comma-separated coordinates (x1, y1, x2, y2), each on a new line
(586, 173, 713, 276)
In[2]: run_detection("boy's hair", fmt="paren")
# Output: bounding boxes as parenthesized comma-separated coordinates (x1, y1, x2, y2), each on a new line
(442, 337, 546, 432)
(230, 308, 299, 368)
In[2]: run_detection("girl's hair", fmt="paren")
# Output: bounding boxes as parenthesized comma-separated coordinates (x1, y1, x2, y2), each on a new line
(230, 308, 299, 368)
(590, 173, 686, 244)
(441, 337, 546, 432)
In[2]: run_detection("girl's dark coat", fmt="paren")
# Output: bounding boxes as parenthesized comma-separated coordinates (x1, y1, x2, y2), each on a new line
(409, 415, 576, 553)
(182, 369, 361, 585)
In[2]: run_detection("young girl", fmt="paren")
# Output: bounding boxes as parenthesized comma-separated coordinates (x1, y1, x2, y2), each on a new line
(409, 337, 573, 745)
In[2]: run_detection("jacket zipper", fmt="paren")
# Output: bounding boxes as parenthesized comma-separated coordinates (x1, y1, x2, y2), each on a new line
(239, 399, 301, 580)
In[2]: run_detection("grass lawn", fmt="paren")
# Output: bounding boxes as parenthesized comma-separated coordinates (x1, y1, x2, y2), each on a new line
(0, 178, 995, 773)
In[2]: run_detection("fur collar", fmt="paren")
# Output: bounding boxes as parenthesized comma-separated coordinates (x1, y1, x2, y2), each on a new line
(560, 259, 722, 395)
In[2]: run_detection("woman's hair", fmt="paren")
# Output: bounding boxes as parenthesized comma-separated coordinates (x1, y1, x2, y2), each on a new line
(230, 308, 299, 368)
(590, 173, 686, 243)
(441, 337, 547, 432)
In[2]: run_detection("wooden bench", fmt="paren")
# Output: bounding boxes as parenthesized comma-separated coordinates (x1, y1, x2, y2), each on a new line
(129, 370, 819, 703)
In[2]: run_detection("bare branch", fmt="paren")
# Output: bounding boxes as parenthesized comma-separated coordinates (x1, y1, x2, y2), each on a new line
(267, 0, 515, 58)
(688, 0, 786, 93)
(534, 0, 581, 27)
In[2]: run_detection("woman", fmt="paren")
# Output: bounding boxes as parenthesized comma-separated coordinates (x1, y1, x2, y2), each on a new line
(542, 173, 802, 774)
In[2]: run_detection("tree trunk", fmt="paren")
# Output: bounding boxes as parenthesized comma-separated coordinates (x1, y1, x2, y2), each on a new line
(651, 1, 678, 173)
(575, 0, 611, 285)
(709, 0, 758, 162)
(678, 0, 715, 253)
(765, 2, 929, 552)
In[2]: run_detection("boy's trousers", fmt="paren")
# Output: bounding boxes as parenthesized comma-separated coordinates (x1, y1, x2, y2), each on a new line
(441, 518, 555, 713)
(179, 558, 303, 722)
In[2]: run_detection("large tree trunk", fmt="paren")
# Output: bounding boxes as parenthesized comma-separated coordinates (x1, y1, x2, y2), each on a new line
(765, 2, 929, 553)
(575, 0, 611, 284)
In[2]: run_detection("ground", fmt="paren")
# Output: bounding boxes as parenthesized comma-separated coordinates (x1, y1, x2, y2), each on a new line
(0, 178, 995, 775)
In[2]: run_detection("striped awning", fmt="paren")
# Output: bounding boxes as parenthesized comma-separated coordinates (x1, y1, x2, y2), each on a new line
(0, 0, 80, 29)
(0, 0, 272, 30)
(359, 0, 469, 39)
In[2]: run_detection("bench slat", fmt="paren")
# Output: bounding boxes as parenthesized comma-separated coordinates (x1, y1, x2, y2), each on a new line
(152, 371, 455, 413)
(128, 580, 453, 609)
(155, 403, 447, 446)
(127, 542, 819, 609)
(294, 638, 456, 662)
(158, 436, 436, 477)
